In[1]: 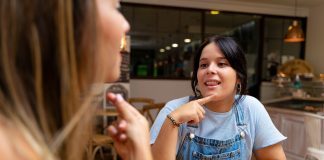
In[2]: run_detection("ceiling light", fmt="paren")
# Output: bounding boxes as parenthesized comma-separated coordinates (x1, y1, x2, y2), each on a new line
(172, 43, 178, 48)
(284, 20, 305, 42)
(160, 48, 165, 53)
(210, 10, 220, 15)
(165, 46, 171, 50)
(184, 39, 191, 43)
(284, 0, 305, 43)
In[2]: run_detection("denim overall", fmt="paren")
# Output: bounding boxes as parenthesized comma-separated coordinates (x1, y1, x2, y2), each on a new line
(176, 104, 247, 160)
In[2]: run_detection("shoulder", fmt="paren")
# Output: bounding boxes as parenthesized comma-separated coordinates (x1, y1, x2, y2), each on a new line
(0, 116, 42, 160)
(239, 96, 276, 131)
(239, 95, 264, 111)
(240, 95, 262, 106)
(238, 95, 269, 122)
(164, 96, 191, 110)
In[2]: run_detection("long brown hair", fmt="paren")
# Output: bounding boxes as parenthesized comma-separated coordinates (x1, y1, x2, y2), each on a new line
(0, 0, 103, 159)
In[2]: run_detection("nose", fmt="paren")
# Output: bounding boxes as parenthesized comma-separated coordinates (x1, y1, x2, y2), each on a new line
(122, 17, 130, 33)
(206, 63, 217, 75)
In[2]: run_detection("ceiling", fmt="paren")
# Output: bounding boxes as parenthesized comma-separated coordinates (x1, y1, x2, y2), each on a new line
(231, 0, 323, 8)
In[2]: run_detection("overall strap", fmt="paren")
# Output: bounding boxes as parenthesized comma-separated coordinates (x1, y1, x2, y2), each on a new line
(189, 95, 197, 101)
(234, 102, 245, 126)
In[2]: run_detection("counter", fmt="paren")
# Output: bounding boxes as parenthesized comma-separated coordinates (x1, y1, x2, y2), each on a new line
(263, 97, 324, 160)
(263, 96, 324, 114)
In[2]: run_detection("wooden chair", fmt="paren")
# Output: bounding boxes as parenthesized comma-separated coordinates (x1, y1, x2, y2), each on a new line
(89, 109, 118, 160)
(127, 97, 154, 111)
(90, 134, 117, 160)
(141, 103, 165, 126)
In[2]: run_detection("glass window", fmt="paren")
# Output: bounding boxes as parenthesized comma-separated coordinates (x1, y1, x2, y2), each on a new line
(121, 3, 306, 98)
(262, 17, 304, 81)
(121, 5, 202, 79)
(204, 11, 262, 94)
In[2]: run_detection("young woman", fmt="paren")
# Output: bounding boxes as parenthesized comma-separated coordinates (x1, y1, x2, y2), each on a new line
(150, 36, 286, 160)
(0, 0, 152, 159)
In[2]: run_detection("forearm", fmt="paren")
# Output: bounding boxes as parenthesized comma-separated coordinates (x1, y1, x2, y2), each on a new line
(151, 119, 179, 160)
(131, 143, 153, 160)
(254, 143, 286, 160)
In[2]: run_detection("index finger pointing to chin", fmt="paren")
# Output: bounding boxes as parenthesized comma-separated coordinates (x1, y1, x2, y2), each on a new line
(196, 94, 217, 105)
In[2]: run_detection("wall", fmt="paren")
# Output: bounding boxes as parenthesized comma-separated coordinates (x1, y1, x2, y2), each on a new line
(305, 4, 324, 75)
(123, 0, 309, 17)
(130, 79, 192, 103)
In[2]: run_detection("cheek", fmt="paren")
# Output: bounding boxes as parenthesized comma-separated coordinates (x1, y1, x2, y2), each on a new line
(197, 70, 204, 85)
(98, 7, 123, 48)
(222, 72, 238, 87)
(101, 20, 121, 49)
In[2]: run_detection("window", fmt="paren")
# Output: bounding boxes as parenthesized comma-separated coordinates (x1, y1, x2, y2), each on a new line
(121, 3, 306, 97)
(121, 5, 202, 79)
(262, 17, 305, 81)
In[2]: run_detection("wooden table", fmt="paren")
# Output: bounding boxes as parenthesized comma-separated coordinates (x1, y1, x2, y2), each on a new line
(97, 109, 119, 117)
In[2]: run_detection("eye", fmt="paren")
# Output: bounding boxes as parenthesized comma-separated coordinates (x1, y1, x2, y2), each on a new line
(218, 62, 229, 68)
(199, 63, 208, 69)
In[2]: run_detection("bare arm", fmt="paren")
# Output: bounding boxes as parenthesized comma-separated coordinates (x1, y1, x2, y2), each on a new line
(151, 117, 179, 160)
(254, 143, 286, 160)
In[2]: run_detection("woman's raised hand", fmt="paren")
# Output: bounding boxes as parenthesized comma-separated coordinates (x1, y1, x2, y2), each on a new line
(170, 95, 216, 125)
(106, 93, 152, 160)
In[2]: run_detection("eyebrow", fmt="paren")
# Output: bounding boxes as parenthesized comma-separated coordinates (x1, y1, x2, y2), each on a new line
(199, 57, 226, 61)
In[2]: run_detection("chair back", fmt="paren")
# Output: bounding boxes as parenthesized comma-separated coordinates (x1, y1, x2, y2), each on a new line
(142, 103, 165, 126)
(128, 97, 154, 110)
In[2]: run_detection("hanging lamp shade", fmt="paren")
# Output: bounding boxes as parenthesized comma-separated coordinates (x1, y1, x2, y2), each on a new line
(284, 20, 305, 42)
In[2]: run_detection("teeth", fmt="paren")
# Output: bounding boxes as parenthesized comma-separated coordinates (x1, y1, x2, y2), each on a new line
(205, 80, 220, 86)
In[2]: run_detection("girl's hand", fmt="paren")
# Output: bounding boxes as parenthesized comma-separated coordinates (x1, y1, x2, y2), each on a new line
(170, 95, 216, 125)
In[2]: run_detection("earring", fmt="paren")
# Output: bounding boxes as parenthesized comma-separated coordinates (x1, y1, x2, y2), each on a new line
(237, 83, 242, 94)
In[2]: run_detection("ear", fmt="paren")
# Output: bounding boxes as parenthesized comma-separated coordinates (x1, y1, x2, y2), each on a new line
(236, 80, 242, 94)
(236, 78, 241, 85)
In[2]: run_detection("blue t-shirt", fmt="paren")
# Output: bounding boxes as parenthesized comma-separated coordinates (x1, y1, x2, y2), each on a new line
(150, 95, 286, 158)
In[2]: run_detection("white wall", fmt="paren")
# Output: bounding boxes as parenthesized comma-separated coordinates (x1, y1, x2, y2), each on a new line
(124, 0, 308, 17)
(130, 79, 192, 103)
(305, 4, 324, 75)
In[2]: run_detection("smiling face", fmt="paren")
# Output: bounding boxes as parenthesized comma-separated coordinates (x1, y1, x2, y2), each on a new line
(197, 42, 238, 102)
(96, 0, 130, 82)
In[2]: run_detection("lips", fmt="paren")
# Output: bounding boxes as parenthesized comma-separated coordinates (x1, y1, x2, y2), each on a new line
(204, 79, 221, 86)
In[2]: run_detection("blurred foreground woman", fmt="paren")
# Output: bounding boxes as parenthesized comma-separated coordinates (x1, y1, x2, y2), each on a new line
(0, 0, 152, 159)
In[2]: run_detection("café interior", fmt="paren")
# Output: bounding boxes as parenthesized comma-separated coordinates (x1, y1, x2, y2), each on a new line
(92, 0, 324, 159)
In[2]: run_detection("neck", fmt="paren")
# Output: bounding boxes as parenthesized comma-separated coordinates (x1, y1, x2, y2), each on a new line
(204, 96, 235, 112)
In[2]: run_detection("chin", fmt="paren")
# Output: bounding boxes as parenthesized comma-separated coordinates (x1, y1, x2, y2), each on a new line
(202, 90, 215, 96)
(202, 91, 219, 97)
(105, 71, 120, 83)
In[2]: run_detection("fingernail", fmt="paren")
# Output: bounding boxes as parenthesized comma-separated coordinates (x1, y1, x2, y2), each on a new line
(118, 120, 127, 128)
(116, 94, 124, 102)
(108, 125, 117, 135)
(119, 134, 127, 141)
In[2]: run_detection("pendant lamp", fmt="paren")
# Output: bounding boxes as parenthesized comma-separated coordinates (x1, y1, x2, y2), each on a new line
(284, 0, 305, 42)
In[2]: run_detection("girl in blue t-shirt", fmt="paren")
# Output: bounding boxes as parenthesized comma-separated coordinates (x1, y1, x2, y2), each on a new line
(150, 35, 286, 160)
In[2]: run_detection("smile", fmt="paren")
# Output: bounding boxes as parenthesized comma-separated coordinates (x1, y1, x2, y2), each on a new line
(204, 79, 221, 86)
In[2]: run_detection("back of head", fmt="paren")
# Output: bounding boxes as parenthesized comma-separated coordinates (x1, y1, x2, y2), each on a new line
(0, 0, 101, 159)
